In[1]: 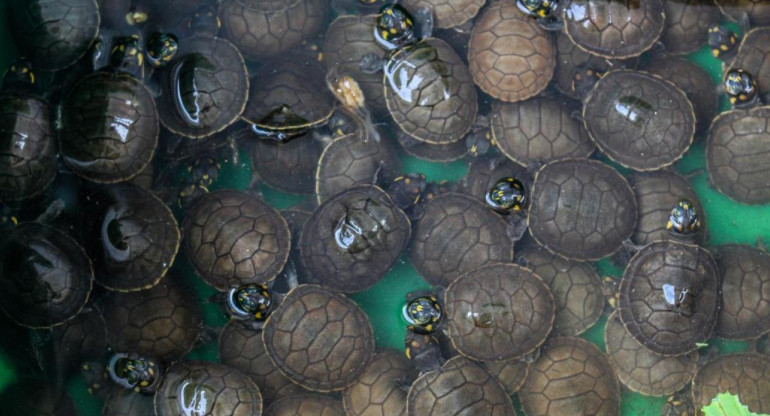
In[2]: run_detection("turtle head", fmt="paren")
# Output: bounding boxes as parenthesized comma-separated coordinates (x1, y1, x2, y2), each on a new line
(708, 25, 739, 60)
(667, 198, 701, 237)
(486, 177, 526, 214)
(107, 353, 160, 393)
(227, 283, 274, 322)
(403, 293, 443, 334)
(724, 69, 758, 107)
(187, 156, 220, 188)
(2, 58, 35, 91)
(571, 65, 603, 100)
(187, 5, 221, 37)
(109, 34, 145, 78)
(387, 173, 428, 213)
(516, 0, 559, 18)
(146, 33, 179, 68)
(375, 4, 416, 51)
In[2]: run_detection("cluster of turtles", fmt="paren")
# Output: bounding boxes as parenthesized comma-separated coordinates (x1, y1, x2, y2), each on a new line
(3, 0, 770, 415)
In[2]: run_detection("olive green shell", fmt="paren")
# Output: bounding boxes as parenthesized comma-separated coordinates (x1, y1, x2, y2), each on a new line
(729, 28, 770, 105)
(99, 273, 202, 363)
(154, 361, 263, 416)
(7, 0, 99, 71)
(0, 92, 56, 201)
(605, 311, 697, 397)
(102, 388, 154, 416)
(401, 0, 484, 29)
(157, 37, 249, 139)
(618, 241, 719, 356)
(219, 0, 327, 60)
(562, 0, 665, 59)
(397, 132, 467, 162)
(482, 357, 531, 396)
(715, 0, 770, 27)
(713, 245, 770, 340)
(520, 337, 620, 416)
(410, 192, 514, 287)
(265, 394, 345, 416)
(1, 381, 77, 416)
(469, 2, 555, 102)
(528, 158, 637, 261)
(583, 69, 695, 171)
(407, 356, 514, 416)
(60, 72, 158, 183)
(342, 350, 417, 416)
(183, 189, 291, 291)
(0, 223, 93, 329)
(80, 184, 180, 292)
(262, 285, 375, 392)
(491, 96, 594, 167)
(385, 38, 477, 145)
(660, 0, 719, 55)
(300, 186, 410, 293)
(251, 135, 325, 195)
(460, 155, 528, 203)
(629, 170, 705, 246)
(706, 106, 770, 204)
(516, 244, 604, 337)
(445, 264, 555, 361)
(692, 353, 770, 413)
(642, 56, 718, 134)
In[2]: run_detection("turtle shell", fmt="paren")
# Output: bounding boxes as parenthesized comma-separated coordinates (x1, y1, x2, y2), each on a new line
(630, 170, 705, 246)
(563, 0, 665, 59)
(99, 273, 202, 363)
(157, 37, 249, 139)
(444, 263, 555, 361)
(692, 353, 770, 413)
(0, 92, 57, 201)
(729, 28, 770, 105)
(460, 155, 528, 203)
(468, 2, 555, 103)
(43, 308, 107, 377)
(384, 38, 477, 145)
(219, 0, 327, 60)
(182, 189, 291, 291)
(1, 381, 77, 416)
(410, 192, 514, 287)
(406, 356, 514, 416)
(642, 56, 718, 134)
(715, 0, 770, 27)
(157, 127, 230, 161)
(299, 185, 410, 293)
(713, 245, 770, 340)
(154, 360, 263, 416)
(80, 184, 180, 292)
(397, 132, 468, 162)
(618, 241, 719, 356)
(251, 135, 325, 195)
(583, 69, 695, 171)
(660, 0, 719, 55)
(482, 357, 531, 396)
(491, 96, 594, 167)
(400, 0, 484, 29)
(7, 0, 99, 71)
(342, 350, 417, 416)
(265, 394, 345, 416)
(528, 158, 637, 261)
(706, 105, 770, 204)
(60, 72, 158, 183)
(262, 285, 375, 392)
(520, 337, 620, 416)
(516, 244, 603, 336)
(604, 311, 697, 397)
(0, 223, 92, 328)
(102, 388, 154, 416)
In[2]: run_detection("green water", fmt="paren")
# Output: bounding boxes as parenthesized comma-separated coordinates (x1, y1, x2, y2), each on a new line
(0, 5, 765, 416)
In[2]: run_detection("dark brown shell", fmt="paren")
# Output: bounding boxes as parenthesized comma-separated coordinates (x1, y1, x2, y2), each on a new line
(482, 357, 531, 396)
(660, 0, 719, 55)
(605, 311, 697, 397)
(520, 337, 620, 416)
(563, 0, 665, 59)
(729, 28, 770, 105)
(45, 309, 107, 377)
(300, 185, 410, 293)
(516, 244, 603, 336)
(445, 263, 555, 361)
(262, 285, 375, 392)
(715, 0, 770, 27)
(490, 96, 594, 167)
(410, 192, 514, 287)
(385, 38, 477, 145)
(692, 353, 770, 413)
(406, 356, 514, 416)
(401, 0, 484, 29)
(714, 245, 770, 340)
(528, 158, 637, 261)
(469, 1, 555, 102)
(618, 241, 719, 356)
(397, 132, 467, 162)
(154, 361, 263, 416)
(182, 189, 291, 291)
(102, 388, 154, 416)
(342, 350, 417, 416)
(706, 105, 770, 204)
(251, 135, 325, 195)
(264, 394, 345, 416)
(583, 69, 695, 171)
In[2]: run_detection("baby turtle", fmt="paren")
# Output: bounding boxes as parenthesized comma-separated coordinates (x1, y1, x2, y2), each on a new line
(691, 353, 770, 414)
(490, 96, 595, 167)
(713, 245, 770, 340)
(300, 185, 410, 293)
(34, 308, 107, 377)
(250, 132, 325, 195)
(444, 263, 555, 361)
(154, 360, 263, 416)
(182, 189, 291, 291)
(400, 0, 484, 29)
(520, 336, 620, 416)
(407, 356, 515, 416)
(0, 223, 93, 329)
(714, 0, 770, 27)
(79, 184, 180, 292)
(468, 1, 556, 102)
(410, 192, 514, 287)
(583, 69, 696, 171)
(660, 0, 719, 55)
(262, 284, 375, 392)
(460, 155, 528, 204)
(397, 130, 468, 162)
(709, 24, 741, 61)
(562, 0, 665, 59)
(105, 352, 162, 393)
(342, 350, 417, 416)
(667, 199, 701, 237)
(481, 357, 531, 396)
(724, 68, 760, 108)
(729, 28, 770, 105)
(265, 394, 345, 416)
(706, 105, 770, 204)
(618, 241, 719, 356)
(528, 158, 637, 261)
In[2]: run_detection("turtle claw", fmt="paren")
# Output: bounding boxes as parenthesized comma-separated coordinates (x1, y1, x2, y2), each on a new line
(414, 7, 434, 39)
(360, 53, 385, 74)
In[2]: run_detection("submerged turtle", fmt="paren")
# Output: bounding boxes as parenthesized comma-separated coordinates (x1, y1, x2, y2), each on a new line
(714, 0, 770, 27)
(709, 24, 742, 62)
(342, 350, 417, 416)
(660, 0, 719, 55)
(691, 353, 770, 414)
(250, 133, 325, 195)
(1, 380, 77, 416)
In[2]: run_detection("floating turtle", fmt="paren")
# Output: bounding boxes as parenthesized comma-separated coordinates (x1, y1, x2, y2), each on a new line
(691, 353, 770, 414)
